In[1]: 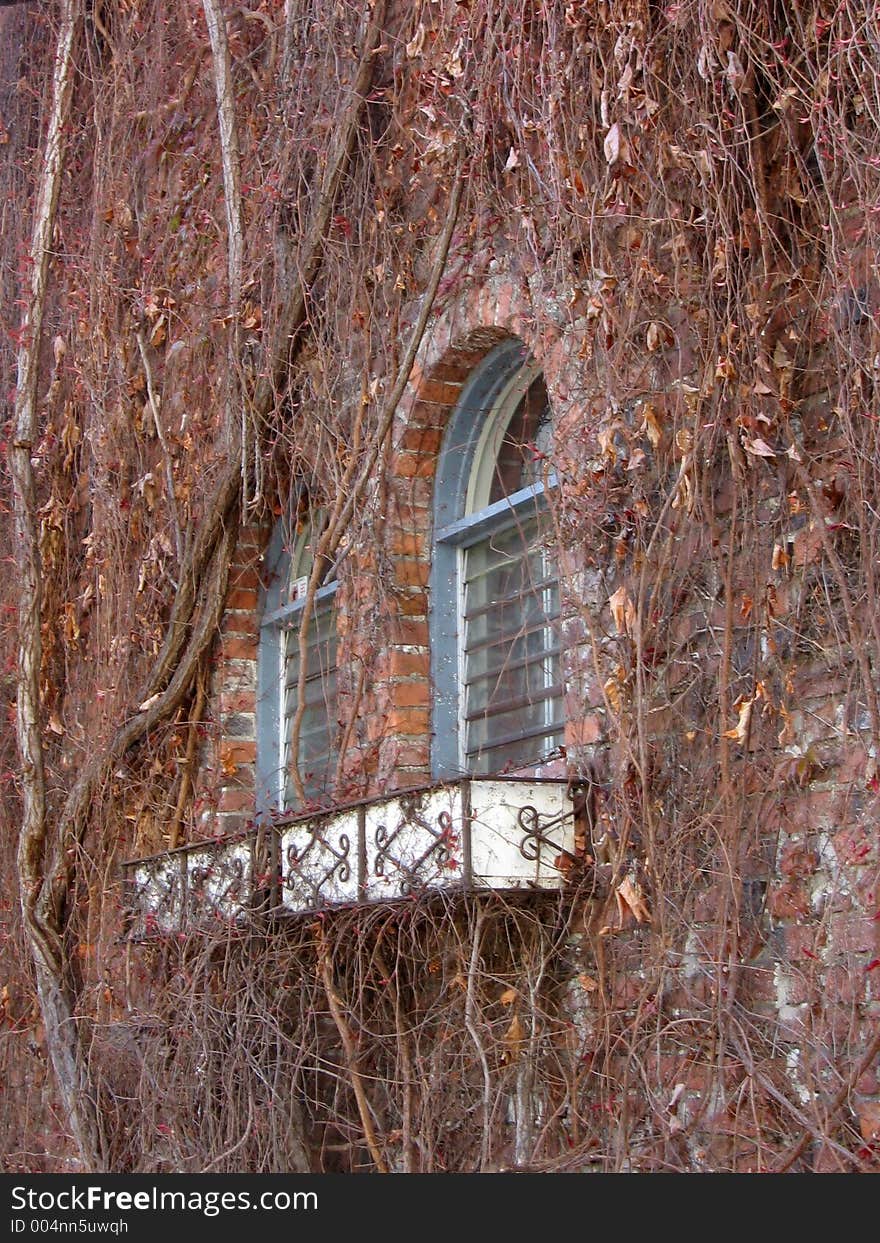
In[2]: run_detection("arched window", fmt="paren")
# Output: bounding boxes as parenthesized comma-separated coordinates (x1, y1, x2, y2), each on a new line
(257, 516, 338, 813)
(431, 339, 563, 778)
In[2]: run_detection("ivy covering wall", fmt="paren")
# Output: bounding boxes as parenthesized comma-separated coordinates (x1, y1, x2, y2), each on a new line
(2, 0, 880, 1172)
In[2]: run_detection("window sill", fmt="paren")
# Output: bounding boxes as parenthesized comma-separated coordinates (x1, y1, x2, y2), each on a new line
(122, 776, 589, 936)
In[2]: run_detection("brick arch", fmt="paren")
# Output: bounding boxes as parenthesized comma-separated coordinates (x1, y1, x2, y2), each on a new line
(393, 273, 577, 493)
(396, 278, 548, 441)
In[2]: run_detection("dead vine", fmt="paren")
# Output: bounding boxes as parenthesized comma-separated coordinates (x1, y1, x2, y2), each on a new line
(3, 0, 880, 1174)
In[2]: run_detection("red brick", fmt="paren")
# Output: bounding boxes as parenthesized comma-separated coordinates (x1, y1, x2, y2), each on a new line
(417, 378, 463, 407)
(394, 558, 430, 587)
(391, 619, 428, 646)
(390, 530, 426, 557)
(393, 452, 437, 479)
(219, 691, 257, 713)
(434, 349, 486, 379)
(663, 978, 715, 1009)
(390, 742, 430, 769)
(400, 427, 443, 453)
(222, 614, 257, 637)
(228, 568, 262, 591)
(217, 788, 257, 814)
(767, 881, 811, 920)
(831, 915, 880, 956)
(392, 680, 430, 708)
(398, 592, 428, 617)
(389, 650, 430, 678)
(784, 924, 826, 958)
(429, 361, 467, 385)
(388, 502, 430, 528)
(220, 741, 257, 766)
(779, 841, 819, 880)
(225, 588, 259, 611)
(220, 638, 258, 660)
(820, 964, 865, 1004)
(387, 708, 430, 735)
(398, 477, 433, 505)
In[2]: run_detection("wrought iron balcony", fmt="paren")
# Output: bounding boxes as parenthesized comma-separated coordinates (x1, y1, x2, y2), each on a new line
(122, 777, 589, 938)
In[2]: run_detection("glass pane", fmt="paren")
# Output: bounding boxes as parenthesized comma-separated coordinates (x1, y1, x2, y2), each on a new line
(473, 728, 564, 774)
(463, 524, 562, 774)
(283, 602, 337, 804)
(488, 374, 552, 504)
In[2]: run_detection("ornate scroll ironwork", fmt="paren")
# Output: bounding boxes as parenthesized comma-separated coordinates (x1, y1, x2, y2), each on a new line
(516, 778, 590, 867)
(285, 823, 352, 907)
(124, 777, 583, 929)
(125, 840, 254, 938)
(188, 850, 247, 926)
(373, 807, 457, 896)
(517, 803, 571, 862)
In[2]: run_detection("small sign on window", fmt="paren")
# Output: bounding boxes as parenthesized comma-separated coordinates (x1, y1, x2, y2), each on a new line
(290, 574, 309, 603)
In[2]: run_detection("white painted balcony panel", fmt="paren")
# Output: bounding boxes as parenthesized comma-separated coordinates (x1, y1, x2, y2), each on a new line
(130, 854, 184, 937)
(364, 785, 465, 901)
(469, 779, 574, 890)
(281, 808, 359, 910)
(187, 842, 252, 928)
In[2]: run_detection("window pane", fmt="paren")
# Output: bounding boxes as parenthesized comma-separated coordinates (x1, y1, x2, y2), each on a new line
(283, 602, 337, 804)
(488, 374, 552, 504)
(463, 520, 562, 774)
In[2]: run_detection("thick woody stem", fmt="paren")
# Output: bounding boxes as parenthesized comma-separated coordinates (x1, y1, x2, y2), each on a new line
(10, 2, 105, 1170)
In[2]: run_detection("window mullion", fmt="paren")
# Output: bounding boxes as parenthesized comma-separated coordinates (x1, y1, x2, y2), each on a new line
(277, 616, 287, 808)
(456, 544, 469, 774)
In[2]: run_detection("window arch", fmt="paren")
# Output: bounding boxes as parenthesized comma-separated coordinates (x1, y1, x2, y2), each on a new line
(257, 515, 338, 814)
(431, 339, 563, 778)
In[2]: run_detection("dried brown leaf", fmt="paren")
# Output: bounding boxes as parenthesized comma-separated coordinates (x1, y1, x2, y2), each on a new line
(743, 437, 776, 458)
(608, 585, 635, 635)
(722, 697, 753, 744)
(615, 874, 651, 924)
(604, 122, 621, 165)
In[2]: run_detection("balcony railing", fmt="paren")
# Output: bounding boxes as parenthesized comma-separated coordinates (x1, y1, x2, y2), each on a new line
(122, 777, 589, 938)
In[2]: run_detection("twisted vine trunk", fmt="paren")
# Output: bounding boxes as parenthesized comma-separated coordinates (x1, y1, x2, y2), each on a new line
(9, 2, 105, 1169)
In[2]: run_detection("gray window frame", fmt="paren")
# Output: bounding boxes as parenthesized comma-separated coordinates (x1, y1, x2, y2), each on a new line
(256, 521, 338, 818)
(430, 338, 558, 779)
